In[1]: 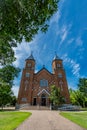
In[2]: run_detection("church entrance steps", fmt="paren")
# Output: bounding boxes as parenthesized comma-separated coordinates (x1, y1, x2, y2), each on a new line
(18, 105, 50, 110)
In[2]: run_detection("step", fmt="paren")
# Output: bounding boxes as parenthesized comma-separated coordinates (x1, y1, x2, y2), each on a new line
(20, 105, 50, 110)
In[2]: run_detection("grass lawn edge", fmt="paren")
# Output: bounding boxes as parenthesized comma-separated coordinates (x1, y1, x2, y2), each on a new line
(60, 111, 87, 129)
(0, 111, 32, 130)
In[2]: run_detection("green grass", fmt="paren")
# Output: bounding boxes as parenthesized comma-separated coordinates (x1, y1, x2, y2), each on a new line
(60, 111, 87, 129)
(0, 111, 31, 130)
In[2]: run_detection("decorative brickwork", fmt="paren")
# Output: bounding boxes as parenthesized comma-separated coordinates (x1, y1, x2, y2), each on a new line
(17, 53, 70, 107)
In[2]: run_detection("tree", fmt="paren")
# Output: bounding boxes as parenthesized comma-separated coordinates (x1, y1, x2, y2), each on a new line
(0, 39, 16, 65)
(69, 88, 87, 107)
(78, 78, 87, 97)
(69, 88, 77, 105)
(10, 96, 17, 106)
(0, 79, 13, 109)
(0, 0, 59, 65)
(50, 85, 65, 106)
(0, 65, 20, 87)
(0, 66, 20, 109)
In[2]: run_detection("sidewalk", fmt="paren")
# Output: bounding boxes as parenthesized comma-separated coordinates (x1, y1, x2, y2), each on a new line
(16, 110, 85, 130)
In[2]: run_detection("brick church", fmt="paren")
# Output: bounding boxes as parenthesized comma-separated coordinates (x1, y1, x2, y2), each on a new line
(17, 53, 70, 108)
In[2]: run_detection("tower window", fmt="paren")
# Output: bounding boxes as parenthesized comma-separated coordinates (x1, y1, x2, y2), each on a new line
(40, 79, 48, 87)
(26, 73, 30, 77)
(27, 63, 31, 67)
(59, 80, 63, 91)
(57, 64, 61, 67)
(25, 85, 28, 91)
(58, 73, 62, 78)
(59, 80, 63, 85)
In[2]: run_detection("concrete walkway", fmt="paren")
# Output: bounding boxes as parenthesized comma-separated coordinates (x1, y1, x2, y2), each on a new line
(16, 110, 85, 130)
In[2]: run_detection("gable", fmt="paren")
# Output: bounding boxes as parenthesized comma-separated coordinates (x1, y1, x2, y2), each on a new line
(36, 68, 52, 77)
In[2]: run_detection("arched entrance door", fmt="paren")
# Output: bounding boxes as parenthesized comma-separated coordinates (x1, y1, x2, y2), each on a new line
(41, 94, 46, 106)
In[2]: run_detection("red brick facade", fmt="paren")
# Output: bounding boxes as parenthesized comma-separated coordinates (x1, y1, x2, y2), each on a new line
(17, 54, 70, 107)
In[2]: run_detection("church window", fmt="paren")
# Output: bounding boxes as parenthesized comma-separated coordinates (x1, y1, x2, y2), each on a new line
(26, 73, 30, 77)
(59, 81, 63, 91)
(58, 73, 62, 78)
(59, 80, 63, 85)
(57, 64, 61, 67)
(40, 79, 48, 87)
(21, 98, 27, 101)
(27, 63, 31, 67)
(25, 85, 27, 91)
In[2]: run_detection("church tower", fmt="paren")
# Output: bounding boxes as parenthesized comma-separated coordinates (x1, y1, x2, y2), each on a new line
(52, 53, 63, 74)
(17, 53, 35, 105)
(52, 53, 70, 103)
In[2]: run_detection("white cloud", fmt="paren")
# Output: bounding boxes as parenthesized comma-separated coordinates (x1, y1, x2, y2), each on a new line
(71, 63, 80, 77)
(13, 35, 41, 67)
(67, 38, 74, 44)
(62, 54, 80, 78)
(61, 26, 68, 42)
(35, 69, 39, 73)
(50, 11, 61, 24)
(76, 36, 83, 46)
(12, 86, 19, 97)
(13, 42, 31, 67)
(59, 24, 72, 46)
(50, 0, 66, 24)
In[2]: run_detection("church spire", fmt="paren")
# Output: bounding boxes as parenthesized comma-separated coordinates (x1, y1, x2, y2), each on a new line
(53, 52, 62, 61)
(26, 52, 35, 61)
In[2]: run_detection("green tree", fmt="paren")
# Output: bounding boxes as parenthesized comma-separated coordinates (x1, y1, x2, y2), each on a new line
(69, 88, 77, 105)
(0, 39, 16, 65)
(10, 96, 17, 106)
(0, 65, 20, 87)
(69, 88, 87, 107)
(78, 78, 87, 97)
(50, 85, 65, 106)
(0, 0, 59, 65)
(0, 79, 13, 109)
(0, 66, 20, 109)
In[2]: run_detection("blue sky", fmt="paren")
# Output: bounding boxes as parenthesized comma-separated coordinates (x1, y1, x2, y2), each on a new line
(13, 0, 87, 96)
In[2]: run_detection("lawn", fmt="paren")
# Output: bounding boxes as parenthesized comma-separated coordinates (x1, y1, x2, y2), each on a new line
(60, 111, 87, 129)
(0, 111, 31, 130)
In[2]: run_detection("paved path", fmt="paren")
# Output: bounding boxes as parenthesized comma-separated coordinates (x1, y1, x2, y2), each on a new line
(16, 110, 85, 130)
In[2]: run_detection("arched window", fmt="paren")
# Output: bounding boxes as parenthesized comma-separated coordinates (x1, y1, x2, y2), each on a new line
(59, 80, 63, 91)
(40, 79, 48, 87)
(26, 73, 30, 77)
(57, 64, 61, 68)
(21, 98, 27, 102)
(58, 73, 62, 78)
(27, 63, 31, 67)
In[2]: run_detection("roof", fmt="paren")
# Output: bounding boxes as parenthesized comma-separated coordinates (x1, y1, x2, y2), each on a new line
(36, 65, 52, 75)
(53, 52, 62, 61)
(25, 53, 35, 61)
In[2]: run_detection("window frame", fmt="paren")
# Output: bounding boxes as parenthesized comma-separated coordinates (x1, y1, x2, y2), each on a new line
(26, 72, 30, 77)
(58, 73, 62, 78)
(40, 79, 48, 87)
(57, 63, 61, 68)
(21, 98, 27, 102)
(27, 63, 31, 67)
